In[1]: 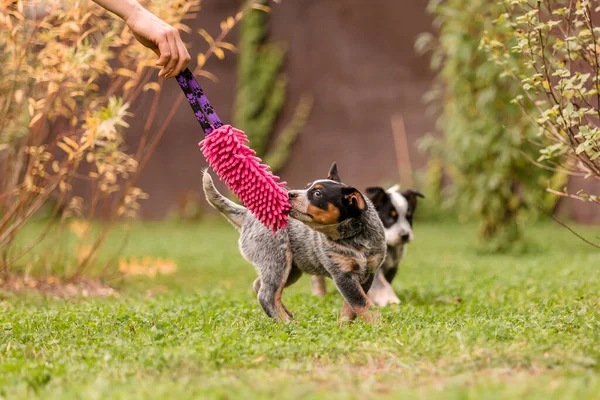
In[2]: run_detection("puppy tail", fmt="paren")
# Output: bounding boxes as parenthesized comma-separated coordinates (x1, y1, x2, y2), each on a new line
(202, 170, 246, 229)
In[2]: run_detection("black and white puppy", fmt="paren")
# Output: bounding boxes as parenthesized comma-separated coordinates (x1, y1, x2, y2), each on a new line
(312, 185, 424, 306)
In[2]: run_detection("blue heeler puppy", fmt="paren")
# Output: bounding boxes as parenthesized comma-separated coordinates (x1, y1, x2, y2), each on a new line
(202, 163, 386, 323)
(312, 185, 424, 306)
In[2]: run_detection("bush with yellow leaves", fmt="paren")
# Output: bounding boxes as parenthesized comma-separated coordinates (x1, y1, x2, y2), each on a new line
(0, 0, 265, 282)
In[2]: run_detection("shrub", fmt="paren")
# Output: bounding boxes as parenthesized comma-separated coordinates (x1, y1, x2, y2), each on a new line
(418, 0, 552, 252)
(0, 0, 256, 281)
(482, 0, 600, 205)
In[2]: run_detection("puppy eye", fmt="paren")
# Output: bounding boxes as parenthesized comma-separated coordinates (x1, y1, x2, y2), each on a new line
(314, 190, 322, 197)
(391, 210, 397, 217)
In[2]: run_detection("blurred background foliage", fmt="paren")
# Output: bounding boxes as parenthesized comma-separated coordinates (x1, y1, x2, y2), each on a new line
(0, 0, 264, 280)
(416, 0, 573, 252)
(1, 0, 599, 285)
(233, 0, 312, 173)
(483, 0, 600, 205)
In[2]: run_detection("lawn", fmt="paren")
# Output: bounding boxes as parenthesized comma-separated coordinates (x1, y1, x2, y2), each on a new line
(1, 219, 600, 399)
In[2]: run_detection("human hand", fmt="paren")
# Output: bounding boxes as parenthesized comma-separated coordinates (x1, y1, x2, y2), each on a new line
(125, 8, 191, 79)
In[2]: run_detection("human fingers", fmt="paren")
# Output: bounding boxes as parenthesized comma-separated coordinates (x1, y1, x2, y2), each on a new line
(166, 34, 190, 78)
(155, 36, 171, 75)
(160, 31, 179, 79)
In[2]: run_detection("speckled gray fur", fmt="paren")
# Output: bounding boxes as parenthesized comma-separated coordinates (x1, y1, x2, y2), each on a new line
(202, 171, 386, 322)
(312, 185, 421, 307)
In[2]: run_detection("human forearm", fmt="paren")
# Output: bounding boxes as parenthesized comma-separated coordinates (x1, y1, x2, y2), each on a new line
(91, 0, 146, 22)
(90, 0, 191, 78)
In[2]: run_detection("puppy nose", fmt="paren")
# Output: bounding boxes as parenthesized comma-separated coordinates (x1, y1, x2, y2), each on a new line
(288, 192, 297, 200)
(401, 234, 410, 243)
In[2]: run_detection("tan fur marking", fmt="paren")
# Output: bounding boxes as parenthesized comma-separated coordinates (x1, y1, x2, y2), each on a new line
(347, 191, 366, 210)
(367, 255, 383, 273)
(313, 184, 323, 190)
(330, 253, 359, 273)
(352, 305, 369, 316)
(358, 308, 381, 324)
(339, 301, 357, 322)
(274, 287, 289, 321)
(307, 203, 340, 224)
(353, 285, 380, 324)
(274, 248, 293, 321)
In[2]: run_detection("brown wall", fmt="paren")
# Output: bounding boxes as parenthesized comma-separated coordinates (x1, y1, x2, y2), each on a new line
(125, 0, 240, 218)
(557, 177, 600, 224)
(124, 0, 597, 223)
(126, 0, 436, 218)
(271, 0, 435, 186)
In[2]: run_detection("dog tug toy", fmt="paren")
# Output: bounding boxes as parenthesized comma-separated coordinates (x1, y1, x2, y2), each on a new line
(176, 68, 291, 232)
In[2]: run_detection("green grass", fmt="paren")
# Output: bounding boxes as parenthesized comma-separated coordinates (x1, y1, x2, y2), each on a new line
(1, 219, 600, 399)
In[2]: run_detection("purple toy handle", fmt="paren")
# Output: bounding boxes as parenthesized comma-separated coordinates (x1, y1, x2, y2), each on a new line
(176, 68, 224, 135)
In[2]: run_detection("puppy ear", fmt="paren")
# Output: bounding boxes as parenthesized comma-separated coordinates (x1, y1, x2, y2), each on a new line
(327, 162, 341, 182)
(387, 184, 401, 193)
(365, 187, 386, 205)
(402, 189, 425, 211)
(343, 187, 366, 214)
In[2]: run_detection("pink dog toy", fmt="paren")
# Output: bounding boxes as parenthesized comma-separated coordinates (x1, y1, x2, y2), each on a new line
(176, 68, 290, 232)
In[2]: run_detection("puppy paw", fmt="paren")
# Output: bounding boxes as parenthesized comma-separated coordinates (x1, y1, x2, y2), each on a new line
(276, 312, 292, 323)
(338, 315, 354, 326)
(338, 301, 357, 324)
(360, 310, 381, 324)
(282, 305, 294, 319)
(369, 290, 401, 307)
(371, 294, 401, 307)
